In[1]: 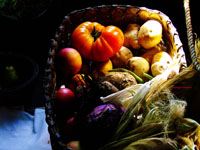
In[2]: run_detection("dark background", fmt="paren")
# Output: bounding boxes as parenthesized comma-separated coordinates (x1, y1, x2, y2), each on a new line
(0, 0, 199, 107)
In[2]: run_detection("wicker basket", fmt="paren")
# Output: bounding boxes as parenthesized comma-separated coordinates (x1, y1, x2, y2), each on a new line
(43, 5, 188, 150)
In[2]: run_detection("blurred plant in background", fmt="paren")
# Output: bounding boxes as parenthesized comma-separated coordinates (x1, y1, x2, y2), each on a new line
(0, 0, 52, 20)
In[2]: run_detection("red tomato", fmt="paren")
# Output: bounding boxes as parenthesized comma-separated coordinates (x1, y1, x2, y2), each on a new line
(61, 117, 77, 141)
(56, 87, 75, 109)
(71, 22, 124, 62)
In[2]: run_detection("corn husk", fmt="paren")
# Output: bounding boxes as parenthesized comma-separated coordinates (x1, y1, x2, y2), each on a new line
(99, 65, 200, 150)
(98, 122, 163, 150)
(100, 84, 142, 108)
(122, 138, 178, 150)
(112, 81, 151, 140)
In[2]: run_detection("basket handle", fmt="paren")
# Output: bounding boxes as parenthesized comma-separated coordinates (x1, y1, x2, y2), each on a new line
(184, 0, 200, 71)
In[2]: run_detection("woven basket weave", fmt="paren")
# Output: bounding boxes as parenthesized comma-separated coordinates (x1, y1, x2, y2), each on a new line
(43, 5, 187, 150)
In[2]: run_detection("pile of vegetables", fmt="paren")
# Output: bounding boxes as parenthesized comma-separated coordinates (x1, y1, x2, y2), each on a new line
(53, 19, 200, 150)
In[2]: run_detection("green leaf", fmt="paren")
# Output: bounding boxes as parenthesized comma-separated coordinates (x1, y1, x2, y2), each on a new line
(0, 0, 7, 8)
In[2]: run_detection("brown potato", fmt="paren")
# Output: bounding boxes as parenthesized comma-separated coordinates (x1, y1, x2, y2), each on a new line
(127, 57, 150, 78)
(102, 72, 137, 90)
(98, 80, 119, 96)
(111, 46, 133, 68)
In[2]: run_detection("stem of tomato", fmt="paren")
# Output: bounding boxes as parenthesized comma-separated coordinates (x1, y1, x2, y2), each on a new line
(91, 26, 102, 42)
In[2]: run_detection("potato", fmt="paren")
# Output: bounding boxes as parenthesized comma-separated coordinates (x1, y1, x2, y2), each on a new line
(151, 62, 166, 77)
(151, 51, 172, 64)
(138, 20, 162, 49)
(127, 57, 150, 78)
(141, 45, 163, 64)
(123, 24, 141, 49)
(98, 80, 119, 96)
(102, 72, 137, 90)
(111, 46, 133, 68)
(151, 51, 173, 76)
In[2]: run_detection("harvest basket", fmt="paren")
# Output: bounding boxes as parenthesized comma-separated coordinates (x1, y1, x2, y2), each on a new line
(43, 5, 189, 150)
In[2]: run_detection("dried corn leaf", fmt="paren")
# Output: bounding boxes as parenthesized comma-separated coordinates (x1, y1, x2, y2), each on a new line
(176, 118, 199, 135)
(99, 123, 163, 150)
(122, 137, 178, 150)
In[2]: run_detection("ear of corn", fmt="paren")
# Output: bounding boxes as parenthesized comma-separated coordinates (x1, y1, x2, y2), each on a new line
(111, 81, 151, 140)
(98, 80, 200, 150)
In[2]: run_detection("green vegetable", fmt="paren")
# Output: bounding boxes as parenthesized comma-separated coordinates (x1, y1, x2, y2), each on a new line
(143, 72, 154, 80)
